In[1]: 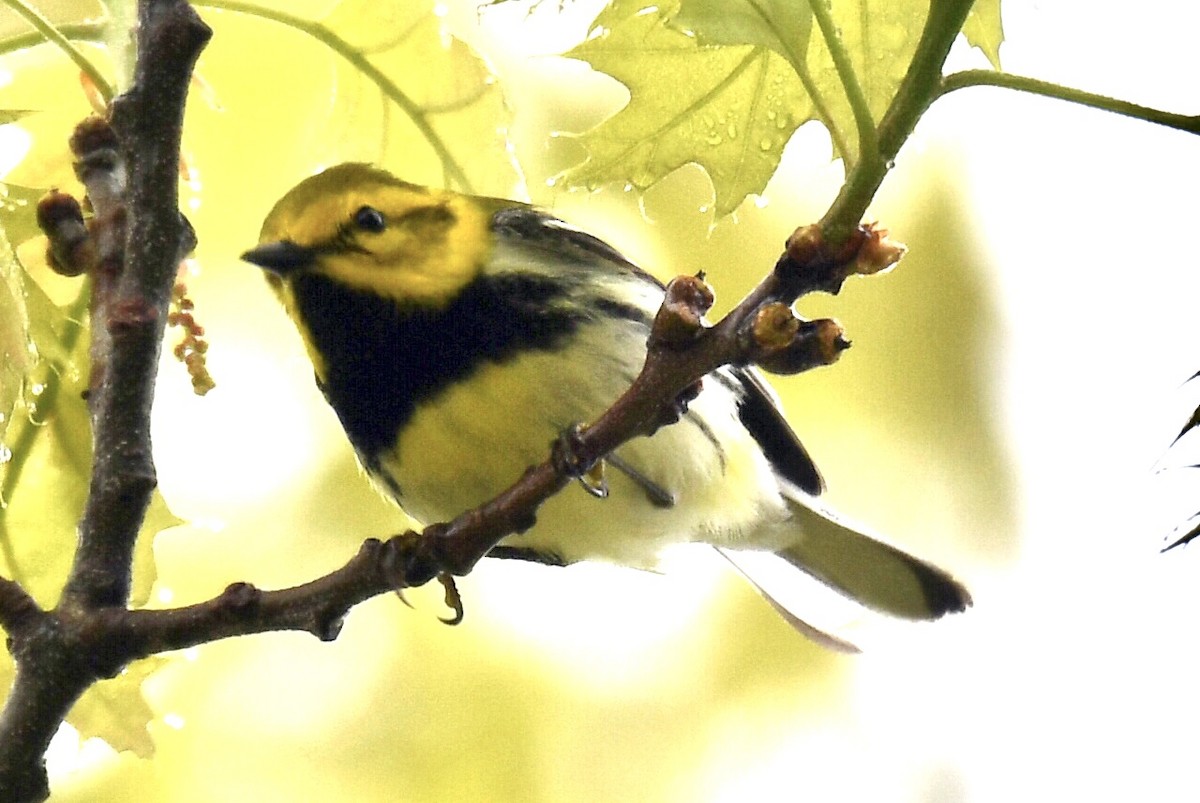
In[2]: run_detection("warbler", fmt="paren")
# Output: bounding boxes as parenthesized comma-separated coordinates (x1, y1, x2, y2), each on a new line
(241, 163, 970, 647)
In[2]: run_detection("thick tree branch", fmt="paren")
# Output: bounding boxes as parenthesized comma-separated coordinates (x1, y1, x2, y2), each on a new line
(109, 537, 416, 652)
(0, 1, 210, 799)
(63, 0, 208, 612)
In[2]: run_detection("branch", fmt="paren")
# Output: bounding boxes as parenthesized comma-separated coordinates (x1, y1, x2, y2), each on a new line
(62, 0, 209, 612)
(0, 587, 83, 803)
(807, 0, 878, 160)
(816, 0, 1200, 248)
(0, 1, 210, 798)
(110, 537, 417, 652)
(939, 69, 1200, 134)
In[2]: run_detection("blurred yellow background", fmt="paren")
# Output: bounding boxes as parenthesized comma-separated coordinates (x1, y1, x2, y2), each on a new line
(2, 0, 1200, 800)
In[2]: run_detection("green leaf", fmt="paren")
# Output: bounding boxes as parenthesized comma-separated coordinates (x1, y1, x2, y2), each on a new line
(0, 110, 34, 125)
(69, 657, 168, 758)
(0, 238, 30, 456)
(0, 182, 46, 249)
(565, 0, 813, 216)
(198, 0, 517, 195)
(672, 0, 814, 56)
(565, 0, 1000, 216)
(802, 0, 928, 153)
(564, 0, 930, 214)
(963, 0, 1004, 70)
(324, 0, 512, 192)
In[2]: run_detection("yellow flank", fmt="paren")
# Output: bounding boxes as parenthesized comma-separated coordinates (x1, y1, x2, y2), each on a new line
(374, 324, 787, 568)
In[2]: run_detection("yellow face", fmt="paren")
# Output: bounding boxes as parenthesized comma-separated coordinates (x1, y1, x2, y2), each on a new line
(258, 163, 494, 309)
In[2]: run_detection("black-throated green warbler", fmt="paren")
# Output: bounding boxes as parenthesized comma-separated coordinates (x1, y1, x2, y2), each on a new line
(241, 163, 969, 648)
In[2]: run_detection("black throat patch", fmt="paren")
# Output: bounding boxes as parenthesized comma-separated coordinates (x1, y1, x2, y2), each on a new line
(291, 271, 588, 464)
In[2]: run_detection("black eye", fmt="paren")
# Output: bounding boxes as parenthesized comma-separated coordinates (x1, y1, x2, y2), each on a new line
(353, 205, 386, 233)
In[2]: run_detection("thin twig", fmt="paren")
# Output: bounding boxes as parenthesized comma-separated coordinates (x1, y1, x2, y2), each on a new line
(806, 0, 878, 161)
(62, 2, 210, 612)
(819, 0, 976, 245)
(1, 0, 113, 101)
(939, 69, 1200, 134)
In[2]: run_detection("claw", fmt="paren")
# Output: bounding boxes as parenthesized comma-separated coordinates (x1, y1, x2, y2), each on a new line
(578, 460, 609, 498)
(607, 454, 675, 508)
(437, 573, 465, 626)
(394, 588, 415, 609)
(554, 423, 607, 497)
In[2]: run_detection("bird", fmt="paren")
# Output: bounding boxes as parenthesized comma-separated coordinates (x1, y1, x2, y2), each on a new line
(241, 162, 970, 649)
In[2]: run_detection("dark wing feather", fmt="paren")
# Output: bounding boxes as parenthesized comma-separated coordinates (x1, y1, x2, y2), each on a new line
(490, 206, 664, 292)
(724, 367, 824, 496)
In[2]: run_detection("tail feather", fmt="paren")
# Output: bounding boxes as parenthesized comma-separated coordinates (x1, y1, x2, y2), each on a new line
(780, 496, 972, 620)
(717, 548, 862, 653)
